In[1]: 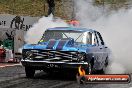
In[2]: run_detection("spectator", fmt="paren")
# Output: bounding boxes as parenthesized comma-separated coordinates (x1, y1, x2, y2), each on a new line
(10, 16, 24, 29)
(47, 0, 55, 16)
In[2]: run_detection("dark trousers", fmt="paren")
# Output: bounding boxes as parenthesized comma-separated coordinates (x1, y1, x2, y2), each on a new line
(48, 7, 55, 16)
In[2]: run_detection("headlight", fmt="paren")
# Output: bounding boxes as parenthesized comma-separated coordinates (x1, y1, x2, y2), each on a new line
(22, 50, 33, 60)
(77, 53, 85, 61)
(71, 53, 85, 61)
(26, 51, 33, 56)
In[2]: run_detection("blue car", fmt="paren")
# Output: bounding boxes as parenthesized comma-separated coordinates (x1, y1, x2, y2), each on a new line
(21, 27, 110, 78)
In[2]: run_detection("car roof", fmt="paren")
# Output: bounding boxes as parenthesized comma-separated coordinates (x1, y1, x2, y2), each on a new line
(47, 27, 96, 33)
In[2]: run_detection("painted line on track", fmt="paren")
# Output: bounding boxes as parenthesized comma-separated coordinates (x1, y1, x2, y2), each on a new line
(0, 63, 22, 68)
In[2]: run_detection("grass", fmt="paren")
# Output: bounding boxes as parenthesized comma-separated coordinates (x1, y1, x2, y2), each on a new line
(0, 0, 47, 16)
(0, 0, 64, 17)
(0, 0, 131, 18)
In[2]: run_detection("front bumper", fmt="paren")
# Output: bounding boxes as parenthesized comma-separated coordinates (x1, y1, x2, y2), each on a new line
(21, 59, 88, 69)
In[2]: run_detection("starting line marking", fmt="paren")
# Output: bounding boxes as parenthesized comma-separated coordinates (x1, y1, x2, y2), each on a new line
(0, 63, 21, 68)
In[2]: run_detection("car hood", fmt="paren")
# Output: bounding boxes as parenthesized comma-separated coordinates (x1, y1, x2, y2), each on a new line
(23, 39, 94, 53)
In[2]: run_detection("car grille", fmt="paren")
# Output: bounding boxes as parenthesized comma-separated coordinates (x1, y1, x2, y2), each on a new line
(23, 49, 78, 62)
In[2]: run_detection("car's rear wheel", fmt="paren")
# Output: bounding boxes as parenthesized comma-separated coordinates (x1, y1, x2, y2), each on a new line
(96, 57, 109, 74)
(25, 67, 35, 78)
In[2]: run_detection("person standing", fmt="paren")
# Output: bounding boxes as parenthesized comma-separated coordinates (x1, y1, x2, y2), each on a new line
(47, 0, 55, 16)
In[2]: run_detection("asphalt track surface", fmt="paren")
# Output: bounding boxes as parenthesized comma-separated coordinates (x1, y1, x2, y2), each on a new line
(0, 65, 132, 88)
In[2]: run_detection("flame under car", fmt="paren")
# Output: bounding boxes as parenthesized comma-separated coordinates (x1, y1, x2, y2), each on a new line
(21, 27, 110, 78)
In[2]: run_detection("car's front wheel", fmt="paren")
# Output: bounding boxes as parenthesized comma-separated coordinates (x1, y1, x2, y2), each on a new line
(25, 67, 35, 78)
(84, 62, 93, 74)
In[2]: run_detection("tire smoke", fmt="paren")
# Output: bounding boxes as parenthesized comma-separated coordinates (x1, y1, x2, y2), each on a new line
(25, 14, 69, 44)
(75, 0, 132, 73)
(24, 0, 132, 74)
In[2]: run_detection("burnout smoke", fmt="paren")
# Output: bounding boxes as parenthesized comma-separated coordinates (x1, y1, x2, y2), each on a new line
(25, 14, 69, 44)
(75, 0, 132, 73)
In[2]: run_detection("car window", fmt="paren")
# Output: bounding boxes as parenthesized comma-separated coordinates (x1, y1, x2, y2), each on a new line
(40, 30, 93, 44)
(96, 33, 102, 46)
(88, 32, 92, 44)
(82, 32, 92, 44)
(94, 32, 99, 46)
(95, 32, 104, 46)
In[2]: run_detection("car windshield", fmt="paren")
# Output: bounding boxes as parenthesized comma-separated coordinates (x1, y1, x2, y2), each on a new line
(40, 30, 92, 44)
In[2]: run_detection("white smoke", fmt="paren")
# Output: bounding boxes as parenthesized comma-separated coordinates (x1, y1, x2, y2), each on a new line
(25, 14, 69, 44)
(75, 0, 132, 73)
(105, 62, 126, 74)
(24, 0, 132, 74)
(75, 0, 103, 23)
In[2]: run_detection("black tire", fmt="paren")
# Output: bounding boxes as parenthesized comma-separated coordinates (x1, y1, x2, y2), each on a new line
(84, 62, 92, 74)
(97, 69, 105, 74)
(25, 67, 35, 78)
(96, 58, 109, 74)
(86, 58, 95, 74)
(88, 63, 92, 74)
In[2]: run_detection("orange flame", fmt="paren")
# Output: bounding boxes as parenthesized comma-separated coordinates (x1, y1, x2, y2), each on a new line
(78, 66, 86, 76)
(68, 20, 80, 26)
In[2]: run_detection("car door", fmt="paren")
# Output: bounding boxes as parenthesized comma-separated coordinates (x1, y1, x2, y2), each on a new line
(96, 32, 108, 58)
(96, 32, 107, 67)
(94, 31, 105, 69)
